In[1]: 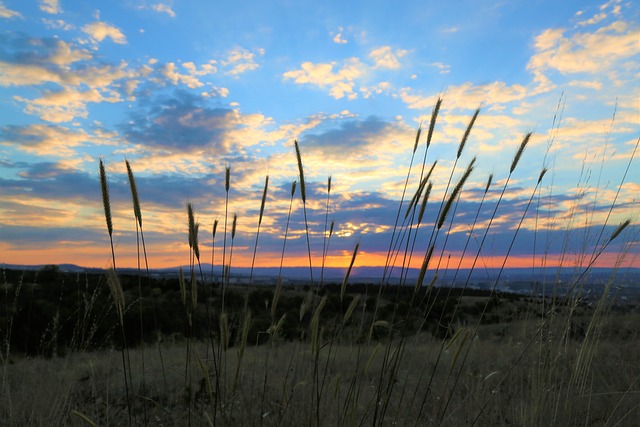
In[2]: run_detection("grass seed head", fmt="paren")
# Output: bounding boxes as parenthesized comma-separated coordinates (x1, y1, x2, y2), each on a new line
(340, 243, 359, 302)
(259, 175, 269, 226)
(413, 123, 422, 153)
(438, 157, 476, 230)
(610, 218, 631, 242)
(342, 294, 360, 326)
(231, 213, 237, 239)
(538, 167, 548, 184)
(106, 268, 124, 324)
(294, 140, 307, 203)
(458, 107, 480, 159)
(125, 159, 142, 228)
(510, 132, 531, 174)
(426, 97, 442, 149)
(417, 182, 433, 225)
(99, 159, 113, 237)
(485, 173, 494, 194)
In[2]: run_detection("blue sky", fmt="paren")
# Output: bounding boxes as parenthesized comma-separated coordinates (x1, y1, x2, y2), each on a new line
(0, 0, 638, 270)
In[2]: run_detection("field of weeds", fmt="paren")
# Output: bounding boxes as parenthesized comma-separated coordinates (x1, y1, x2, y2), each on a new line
(2, 102, 639, 426)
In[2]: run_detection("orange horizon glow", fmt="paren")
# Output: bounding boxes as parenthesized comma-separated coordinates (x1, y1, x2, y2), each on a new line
(2, 243, 637, 271)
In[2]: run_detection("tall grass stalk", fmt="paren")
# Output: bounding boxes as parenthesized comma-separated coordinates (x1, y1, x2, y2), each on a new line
(249, 175, 269, 288)
(294, 140, 314, 287)
(99, 160, 134, 426)
(320, 176, 332, 287)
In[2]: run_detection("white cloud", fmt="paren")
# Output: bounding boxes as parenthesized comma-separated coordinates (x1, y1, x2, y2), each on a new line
(577, 12, 607, 27)
(0, 40, 94, 86)
(0, 3, 21, 18)
(202, 86, 229, 98)
(151, 3, 176, 17)
(42, 19, 75, 30)
(39, 0, 61, 14)
(0, 124, 106, 157)
(430, 62, 451, 74)
(332, 27, 348, 44)
(369, 46, 408, 69)
(283, 58, 364, 100)
(567, 80, 602, 90)
(361, 81, 391, 98)
(222, 47, 263, 76)
(183, 61, 217, 76)
(161, 63, 201, 87)
(82, 21, 127, 44)
(528, 21, 638, 76)
(16, 87, 121, 123)
(160, 61, 218, 88)
(399, 81, 528, 111)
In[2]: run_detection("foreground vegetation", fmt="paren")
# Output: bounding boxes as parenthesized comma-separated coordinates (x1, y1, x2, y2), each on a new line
(2, 100, 638, 425)
(2, 269, 639, 425)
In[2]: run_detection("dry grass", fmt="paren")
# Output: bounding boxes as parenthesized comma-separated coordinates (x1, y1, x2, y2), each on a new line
(2, 102, 638, 426)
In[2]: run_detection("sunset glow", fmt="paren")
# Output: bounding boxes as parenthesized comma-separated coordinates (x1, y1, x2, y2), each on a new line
(0, 0, 638, 271)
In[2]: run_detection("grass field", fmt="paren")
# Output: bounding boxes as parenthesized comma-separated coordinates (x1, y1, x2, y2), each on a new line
(2, 102, 638, 426)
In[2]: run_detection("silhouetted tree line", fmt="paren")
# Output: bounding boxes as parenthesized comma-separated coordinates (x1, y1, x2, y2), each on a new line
(1, 266, 517, 357)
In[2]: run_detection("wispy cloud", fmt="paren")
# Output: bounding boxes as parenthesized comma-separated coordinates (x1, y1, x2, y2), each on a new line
(430, 62, 451, 74)
(160, 61, 217, 88)
(39, 0, 61, 14)
(221, 47, 264, 76)
(15, 87, 121, 123)
(0, 2, 21, 18)
(283, 58, 365, 100)
(82, 21, 128, 45)
(332, 27, 348, 44)
(151, 3, 176, 18)
(369, 46, 408, 69)
(0, 123, 116, 156)
(528, 20, 638, 77)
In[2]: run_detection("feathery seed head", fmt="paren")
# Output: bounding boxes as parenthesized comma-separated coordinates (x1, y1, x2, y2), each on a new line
(187, 203, 196, 248)
(99, 159, 113, 237)
(415, 245, 435, 292)
(231, 213, 237, 239)
(485, 174, 494, 194)
(294, 140, 307, 203)
(426, 98, 442, 149)
(417, 182, 433, 225)
(225, 166, 230, 193)
(438, 157, 475, 230)
(340, 243, 359, 302)
(610, 218, 631, 242)
(413, 123, 422, 153)
(538, 168, 548, 184)
(510, 132, 531, 174)
(188, 203, 201, 260)
(106, 268, 124, 324)
(458, 107, 480, 159)
(125, 159, 142, 228)
(259, 175, 269, 225)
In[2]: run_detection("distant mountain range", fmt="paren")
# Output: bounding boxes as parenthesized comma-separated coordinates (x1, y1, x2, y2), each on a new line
(2, 262, 638, 286)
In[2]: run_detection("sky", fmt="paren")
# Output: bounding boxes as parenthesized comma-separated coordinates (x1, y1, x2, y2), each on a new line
(0, 0, 638, 273)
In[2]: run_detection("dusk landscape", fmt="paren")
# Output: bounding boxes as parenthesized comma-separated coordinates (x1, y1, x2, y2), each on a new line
(1, 0, 639, 425)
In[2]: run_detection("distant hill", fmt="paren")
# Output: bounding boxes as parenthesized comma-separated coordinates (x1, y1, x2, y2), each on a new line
(2, 262, 638, 286)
